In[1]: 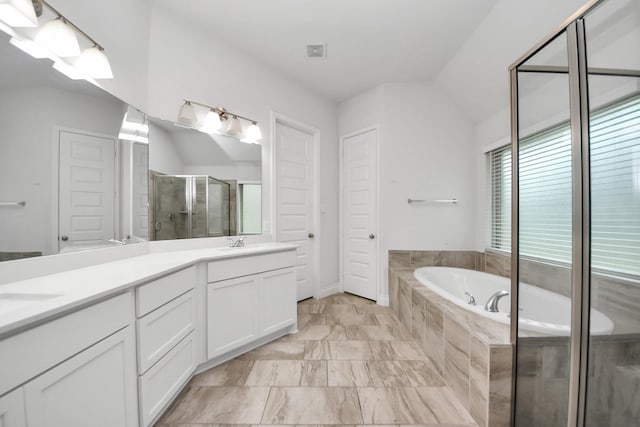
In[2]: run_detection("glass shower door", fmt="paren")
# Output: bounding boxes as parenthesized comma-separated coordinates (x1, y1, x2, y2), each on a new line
(153, 175, 189, 240)
(512, 32, 575, 427)
(584, 1, 640, 425)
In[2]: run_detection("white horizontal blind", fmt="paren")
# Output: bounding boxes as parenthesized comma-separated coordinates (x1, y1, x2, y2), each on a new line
(489, 94, 640, 276)
(591, 96, 640, 275)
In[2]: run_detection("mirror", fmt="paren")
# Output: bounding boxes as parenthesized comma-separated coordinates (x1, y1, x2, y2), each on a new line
(0, 31, 149, 262)
(148, 117, 262, 240)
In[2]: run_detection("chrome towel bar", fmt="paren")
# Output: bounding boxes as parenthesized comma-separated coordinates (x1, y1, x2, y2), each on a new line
(408, 198, 458, 204)
(0, 201, 26, 207)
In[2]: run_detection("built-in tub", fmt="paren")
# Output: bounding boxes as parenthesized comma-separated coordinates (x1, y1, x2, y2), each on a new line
(414, 266, 614, 336)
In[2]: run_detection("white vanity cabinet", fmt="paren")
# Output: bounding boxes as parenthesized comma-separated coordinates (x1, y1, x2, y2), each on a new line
(0, 388, 26, 427)
(135, 266, 198, 427)
(206, 251, 297, 360)
(0, 292, 138, 427)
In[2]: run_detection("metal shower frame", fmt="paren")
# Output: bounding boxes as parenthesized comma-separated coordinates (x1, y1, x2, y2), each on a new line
(508, 0, 640, 425)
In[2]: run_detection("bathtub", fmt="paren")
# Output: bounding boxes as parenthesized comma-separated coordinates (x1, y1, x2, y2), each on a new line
(413, 266, 614, 336)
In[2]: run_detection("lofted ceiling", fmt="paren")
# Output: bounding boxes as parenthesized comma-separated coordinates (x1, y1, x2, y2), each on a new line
(150, 0, 499, 103)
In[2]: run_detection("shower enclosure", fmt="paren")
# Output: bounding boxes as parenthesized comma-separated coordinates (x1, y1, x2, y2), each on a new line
(152, 175, 230, 240)
(510, 0, 639, 425)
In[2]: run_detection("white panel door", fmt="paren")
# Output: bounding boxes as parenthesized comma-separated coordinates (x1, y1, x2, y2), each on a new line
(342, 129, 377, 300)
(275, 121, 314, 301)
(58, 130, 116, 251)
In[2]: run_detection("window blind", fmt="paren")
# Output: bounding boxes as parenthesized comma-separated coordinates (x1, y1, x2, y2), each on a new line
(489, 94, 640, 276)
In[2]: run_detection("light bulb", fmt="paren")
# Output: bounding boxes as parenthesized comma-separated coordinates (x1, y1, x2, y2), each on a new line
(0, 0, 38, 28)
(75, 46, 113, 79)
(177, 101, 197, 127)
(200, 109, 222, 133)
(244, 122, 262, 142)
(35, 17, 81, 57)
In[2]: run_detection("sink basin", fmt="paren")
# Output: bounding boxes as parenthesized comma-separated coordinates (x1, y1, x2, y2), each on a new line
(0, 292, 62, 313)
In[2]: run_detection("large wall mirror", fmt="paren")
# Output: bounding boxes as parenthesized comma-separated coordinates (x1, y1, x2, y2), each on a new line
(148, 118, 262, 240)
(0, 31, 149, 262)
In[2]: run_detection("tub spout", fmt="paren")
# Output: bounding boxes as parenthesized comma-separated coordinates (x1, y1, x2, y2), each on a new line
(484, 290, 509, 312)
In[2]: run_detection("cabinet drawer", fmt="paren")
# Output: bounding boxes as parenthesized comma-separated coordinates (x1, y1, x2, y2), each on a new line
(137, 290, 195, 374)
(139, 332, 195, 427)
(136, 266, 196, 317)
(207, 250, 295, 282)
(0, 292, 133, 396)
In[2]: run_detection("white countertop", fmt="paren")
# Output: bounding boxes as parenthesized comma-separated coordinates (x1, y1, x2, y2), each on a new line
(0, 243, 297, 338)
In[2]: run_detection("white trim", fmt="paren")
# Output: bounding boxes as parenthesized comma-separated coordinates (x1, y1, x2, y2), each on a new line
(376, 294, 389, 306)
(315, 282, 341, 299)
(339, 125, 381, 302)
(52, 126, 119, 254)
(271, 112, 322, 300)
(482, 137, 510, 154)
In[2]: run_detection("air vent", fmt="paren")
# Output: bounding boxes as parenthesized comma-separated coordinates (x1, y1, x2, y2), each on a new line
(305, 44, 326, 59)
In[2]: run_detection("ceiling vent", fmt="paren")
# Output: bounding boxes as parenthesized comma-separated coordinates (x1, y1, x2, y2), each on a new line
(305, 44, 326, 59)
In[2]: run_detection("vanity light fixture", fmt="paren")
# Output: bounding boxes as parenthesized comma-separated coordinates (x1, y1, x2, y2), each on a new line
(75, 46, 113, 79)
(0, 0, 38, 28)
(177, 99, 262, 143)
(35, 16, 80, 57)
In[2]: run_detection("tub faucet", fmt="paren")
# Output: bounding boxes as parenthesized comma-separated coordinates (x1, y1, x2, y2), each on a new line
(484, 290, 509, 312)
(464, 292, 476, 306)
(108, 238, 126, 246)
(227, 237, 246, 248)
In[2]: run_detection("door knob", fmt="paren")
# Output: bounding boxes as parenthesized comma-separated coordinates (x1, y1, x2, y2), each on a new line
(60, 236, 68, 241)
(369, 234, 375, 239)
(308, 233, 314, 238)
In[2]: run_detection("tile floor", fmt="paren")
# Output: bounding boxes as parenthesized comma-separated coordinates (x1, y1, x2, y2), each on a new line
(156, 293, 477, 427)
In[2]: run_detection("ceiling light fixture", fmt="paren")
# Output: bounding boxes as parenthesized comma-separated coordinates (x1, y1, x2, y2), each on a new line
(177, 99, 262, 143)
(0, 0, 38, 28)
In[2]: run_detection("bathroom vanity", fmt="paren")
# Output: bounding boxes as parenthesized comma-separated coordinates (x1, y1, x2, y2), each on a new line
(0, 243, 297, 427)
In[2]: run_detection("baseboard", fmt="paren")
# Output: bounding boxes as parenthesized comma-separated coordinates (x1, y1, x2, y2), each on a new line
(377, 294, 389, 306)
(315, 282, 341, 299)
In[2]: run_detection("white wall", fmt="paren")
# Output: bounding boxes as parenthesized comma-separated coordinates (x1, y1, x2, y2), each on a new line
(339, 82, 476, 300)
(0, 87, 124, 255)
(48, 0, 151, 110)
(147, 3, 340, 291)
(183, 165, 261, 182)
(148, 121, 185, 175)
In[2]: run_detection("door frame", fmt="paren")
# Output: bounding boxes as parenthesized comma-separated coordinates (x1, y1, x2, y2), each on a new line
(339, 125, 381, 302)
(271, 112, 321, 299)
(51, 126, 119, 254)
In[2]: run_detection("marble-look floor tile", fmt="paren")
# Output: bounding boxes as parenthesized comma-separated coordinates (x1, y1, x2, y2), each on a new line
(300, 360, 327, 386)
(358, 387, 475, 425)
(369, 341, 427, 360)
(374, 313, 404, 326)
(261, 387, 363, 424)
(239, 340, 306, 360)
(290, 325, 347, 340)
(401, 360, 446, 386)
(323, 293, 375, 305)
(297, 304, 326, 314)
(325, 313, 380, 326)
(193, 360, 254, 386)
(304, 341, 332, 360)
(162, 386, 270, 424)
(354, 304, 393, 314)
(245, 360, 303, 386)
(329, 340, 374, 360)
(345, 325, 412, 341)
(297, 314, 326, 329)
(323, 304, 357, 315)
(328, 360, 412, 386)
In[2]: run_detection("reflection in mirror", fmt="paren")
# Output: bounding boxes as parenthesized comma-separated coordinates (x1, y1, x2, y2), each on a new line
(148, 117, 262, 240)
(0, 32, 149, 262)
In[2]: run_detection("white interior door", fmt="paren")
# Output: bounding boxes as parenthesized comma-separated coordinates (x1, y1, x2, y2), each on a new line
(58, 130, 116, 251)
(275, 121, 314, 301)
(342, 128, 377, 301)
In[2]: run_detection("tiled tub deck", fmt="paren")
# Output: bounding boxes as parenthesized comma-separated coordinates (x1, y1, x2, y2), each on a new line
(388, 251, 512, 427)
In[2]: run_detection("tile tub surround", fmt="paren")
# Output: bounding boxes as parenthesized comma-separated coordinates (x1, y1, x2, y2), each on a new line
(389, 253, 512, 427)
(155, 293, 477, 427)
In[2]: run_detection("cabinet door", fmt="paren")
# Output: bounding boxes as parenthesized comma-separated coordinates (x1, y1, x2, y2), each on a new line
(0, 388, 26, 427)
(25, 327, 138, 427)
(207, 275, 259, 358)
(260, 268, 297, 336)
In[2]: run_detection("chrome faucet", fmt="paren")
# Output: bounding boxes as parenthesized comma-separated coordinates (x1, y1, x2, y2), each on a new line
(226, 237, 246, 248)
(464, 291, 476, 306)
(108, 238, 126, 246)
(484, 290, 509, 312)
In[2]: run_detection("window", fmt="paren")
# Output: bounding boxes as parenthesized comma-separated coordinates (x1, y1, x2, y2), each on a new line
(490, 94, 640, 276)
(238, 183, 261, 235)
